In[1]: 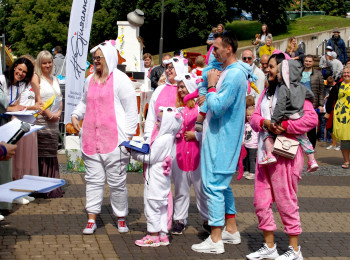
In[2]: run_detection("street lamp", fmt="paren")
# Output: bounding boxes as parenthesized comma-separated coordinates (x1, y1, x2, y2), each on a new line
(159, 0, 164, 64)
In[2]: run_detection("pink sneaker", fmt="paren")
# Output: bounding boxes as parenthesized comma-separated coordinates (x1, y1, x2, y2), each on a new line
(135, 235, 160, 247)
(160, 235, 170, 246)
(258, 153, 277, 165)
(307, 159, 319, 173)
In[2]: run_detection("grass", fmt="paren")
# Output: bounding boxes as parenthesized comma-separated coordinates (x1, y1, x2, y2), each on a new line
(153, 15, 350, 64)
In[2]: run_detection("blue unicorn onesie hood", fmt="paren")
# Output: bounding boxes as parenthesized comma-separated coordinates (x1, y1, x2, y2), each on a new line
(201, 59, 254, 226)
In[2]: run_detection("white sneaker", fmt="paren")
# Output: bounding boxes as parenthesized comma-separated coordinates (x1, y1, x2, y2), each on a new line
(83, 220, 97, 235)
(0, 215, 4, 221)
(245, 173, 255, 180)
(221, 227, 241, 244)
(117, 218, 129, 233)
(276, 246, 303, 260)
(24, 196, 35, 202)
(246, 243, 279, 260)
(334, 146, 341, 151)
(326, 145, 336, 150)
(191, 236, 225, 254)
(243, 171, 249, 177)
(13, 197, 30, 205)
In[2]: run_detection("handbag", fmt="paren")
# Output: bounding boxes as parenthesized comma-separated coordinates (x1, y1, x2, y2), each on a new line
(268, 91, 299, 159)
(273, 135, 299, 159)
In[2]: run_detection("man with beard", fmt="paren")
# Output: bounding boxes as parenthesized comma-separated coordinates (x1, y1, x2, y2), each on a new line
(327, 28, 347, 65)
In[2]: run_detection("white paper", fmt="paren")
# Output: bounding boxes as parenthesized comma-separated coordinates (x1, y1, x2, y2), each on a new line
(5, 110, 36, 115)
(0, 118, 44, 142)
(51, 96, 62, 113)
(0, 175, 65, 202)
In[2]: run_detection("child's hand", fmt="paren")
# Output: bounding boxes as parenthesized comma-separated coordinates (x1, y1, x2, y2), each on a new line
(184, 131, 196, 141)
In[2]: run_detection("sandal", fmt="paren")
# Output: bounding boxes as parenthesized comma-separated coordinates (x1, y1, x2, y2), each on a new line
(341, 163, 349, 169)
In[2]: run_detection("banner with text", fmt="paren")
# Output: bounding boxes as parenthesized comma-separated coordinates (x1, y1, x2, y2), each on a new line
(64, 0, 96, 124)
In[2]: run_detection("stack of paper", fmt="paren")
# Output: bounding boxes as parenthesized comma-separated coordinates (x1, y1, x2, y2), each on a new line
(0, 175, 65, 203)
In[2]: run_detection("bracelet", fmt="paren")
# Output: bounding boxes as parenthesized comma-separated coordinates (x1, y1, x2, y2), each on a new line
(208, 85, 216, 89)
(0, 145, 7, 157)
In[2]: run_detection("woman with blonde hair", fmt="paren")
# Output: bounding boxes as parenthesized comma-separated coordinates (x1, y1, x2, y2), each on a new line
(71, 40, 138, 235)
(32, 50, 63, 198)
(286, 37, 305, 65)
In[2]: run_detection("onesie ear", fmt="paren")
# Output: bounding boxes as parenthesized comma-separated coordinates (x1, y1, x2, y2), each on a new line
(175, 113, 182, 119)
(196, 78, 202, 84)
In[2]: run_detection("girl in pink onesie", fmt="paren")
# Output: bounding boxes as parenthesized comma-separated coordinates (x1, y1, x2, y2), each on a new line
(171, 73, 209, 235)
(71, 40, 138, 235)
(246, 53, 318, 260)
(132, 107, 183, 247)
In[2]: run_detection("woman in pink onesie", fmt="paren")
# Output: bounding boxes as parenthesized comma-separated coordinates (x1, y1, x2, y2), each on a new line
(246, 53, 318, 260)
(171, 73, 209, 235)
(71, 40, 138, 235)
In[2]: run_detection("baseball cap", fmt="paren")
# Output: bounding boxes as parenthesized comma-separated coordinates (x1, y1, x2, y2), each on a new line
(326, 46, 333, 51)
(333, 27, 340, 33)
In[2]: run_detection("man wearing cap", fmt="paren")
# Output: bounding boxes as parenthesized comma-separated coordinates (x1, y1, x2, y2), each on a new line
(319, 46, 334, 79)
(327, 28, 347, 64)
(327, 51, 343, 80)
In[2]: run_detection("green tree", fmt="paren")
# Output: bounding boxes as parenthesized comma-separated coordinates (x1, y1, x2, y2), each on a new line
(4, 0, 71, 56)
(308, 0, 346, 16)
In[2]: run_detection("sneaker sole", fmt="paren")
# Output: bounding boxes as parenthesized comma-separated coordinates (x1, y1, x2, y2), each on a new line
(160, 241, 170, 246)
(191, 247, 225, 254)
(171, 226, 185, 235)
(135, 242, 160, 247)
(246, 254, 279, 260)
(223, 239, 241, 244)
(118, 228, 129, 233)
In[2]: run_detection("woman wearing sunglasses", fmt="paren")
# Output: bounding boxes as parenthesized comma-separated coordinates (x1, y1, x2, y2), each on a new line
(71, 40, 138, 235)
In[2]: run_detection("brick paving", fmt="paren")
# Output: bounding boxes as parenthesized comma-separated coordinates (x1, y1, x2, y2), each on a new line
(1, 142, 350, 259)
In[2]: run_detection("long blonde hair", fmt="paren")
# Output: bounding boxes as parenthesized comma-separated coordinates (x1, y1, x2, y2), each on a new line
(176, 82, 196, 108)
(35, 50, 53, 78)
(92, 48, 109, 84)
(286, 37, 297, 53)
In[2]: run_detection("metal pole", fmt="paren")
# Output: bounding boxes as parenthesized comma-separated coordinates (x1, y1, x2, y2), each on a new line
(158, 0, 164, 64)
(300, 0, 303, 18)
(1, 34, 5, 71)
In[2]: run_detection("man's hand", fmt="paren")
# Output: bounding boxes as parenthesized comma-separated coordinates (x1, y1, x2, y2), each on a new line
(71, 116, 81, 132)
(184, 131, 196, 141)
(207, 69, 221, 88)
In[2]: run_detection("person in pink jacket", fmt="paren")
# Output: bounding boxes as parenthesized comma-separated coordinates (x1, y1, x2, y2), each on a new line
(246, 53, 318, 260)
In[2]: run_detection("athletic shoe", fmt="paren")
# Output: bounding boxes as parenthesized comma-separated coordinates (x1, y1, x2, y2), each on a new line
(245, 173, 255, 180)
(83, 220, 97, 235)
(334, 146, 341, 151)
(159, 235, 170, 246)
(221, 227, 241, 244)
(202, 222, 211, 234)
(117, 218, 129, 233)
(243, 171, 250, 177)
(276, 246, 303, 260)
(191, 236, 225, 254)
(172, 220, 185, 235)
(258, 154, 277, 165)
(0, 215, 4, 221)
(246, 243, 279, 260)
(24, 196, 35, 202)
(326, 145, 336, 150)
(307, 159, 319, 173)
(135, 234, 160, 247)
(13, 197, 30, 205)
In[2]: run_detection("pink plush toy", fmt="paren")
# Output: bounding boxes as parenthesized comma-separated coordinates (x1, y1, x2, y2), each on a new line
(162, 156, 172, 176)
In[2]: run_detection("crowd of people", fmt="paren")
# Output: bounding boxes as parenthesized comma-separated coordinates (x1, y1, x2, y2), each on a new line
(1, 25, 350, 260)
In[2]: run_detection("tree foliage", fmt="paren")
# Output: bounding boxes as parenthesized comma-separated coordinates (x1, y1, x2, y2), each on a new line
(307, 0, 347, 16)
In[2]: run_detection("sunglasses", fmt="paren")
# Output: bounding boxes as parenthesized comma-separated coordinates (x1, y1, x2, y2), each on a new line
(92, 56, 104, 62)
(243, 57, 253, 61)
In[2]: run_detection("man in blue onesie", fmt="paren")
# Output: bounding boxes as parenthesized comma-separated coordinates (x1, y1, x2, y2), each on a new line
(192, 31, 255, 254)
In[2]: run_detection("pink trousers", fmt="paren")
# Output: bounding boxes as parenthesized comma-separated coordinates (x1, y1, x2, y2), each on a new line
(254, 147, 303, 236)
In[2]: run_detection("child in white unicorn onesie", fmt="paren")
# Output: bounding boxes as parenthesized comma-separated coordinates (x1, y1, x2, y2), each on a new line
(131, 107, 183, 247)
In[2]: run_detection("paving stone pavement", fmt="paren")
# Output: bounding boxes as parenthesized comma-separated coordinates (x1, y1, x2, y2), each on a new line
(1, 142, 350, 260)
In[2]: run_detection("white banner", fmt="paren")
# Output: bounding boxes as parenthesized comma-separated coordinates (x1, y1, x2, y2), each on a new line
(64, 0, 96, 124)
